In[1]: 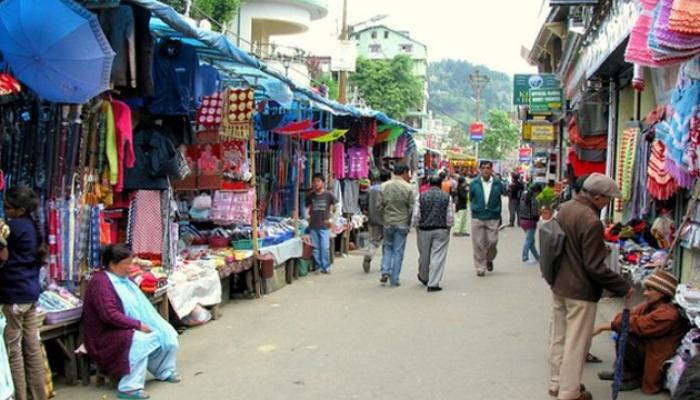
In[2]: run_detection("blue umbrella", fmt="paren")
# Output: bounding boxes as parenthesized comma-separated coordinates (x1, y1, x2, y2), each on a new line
(0, 0, 115, 103)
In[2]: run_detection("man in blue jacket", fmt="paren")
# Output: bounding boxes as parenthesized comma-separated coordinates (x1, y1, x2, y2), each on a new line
(470, 160, 505, 277)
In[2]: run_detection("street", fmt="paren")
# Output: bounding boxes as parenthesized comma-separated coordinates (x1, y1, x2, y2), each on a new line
(56, 226, 667, 400)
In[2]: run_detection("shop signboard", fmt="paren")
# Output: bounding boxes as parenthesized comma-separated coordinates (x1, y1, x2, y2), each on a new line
(519, 147, 532, 163)
(529, 88, 563, 114)
(513, 73, 560, 105)
(470, 122, 484, 142)
(531, 124, 555, 142)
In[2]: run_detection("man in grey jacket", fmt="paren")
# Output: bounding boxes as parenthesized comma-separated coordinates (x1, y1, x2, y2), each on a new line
(363, 170, 391, 273)
(378, 164, 414, 287)
(548, 173, 633, 400)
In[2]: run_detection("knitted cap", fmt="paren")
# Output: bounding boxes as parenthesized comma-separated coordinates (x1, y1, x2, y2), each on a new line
(644, 270, 678, 297)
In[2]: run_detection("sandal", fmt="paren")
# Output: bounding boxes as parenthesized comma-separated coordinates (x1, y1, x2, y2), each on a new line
(585, 353, 602, 363)
(162, 372, 182, 383)
(118, 390, 150, 399)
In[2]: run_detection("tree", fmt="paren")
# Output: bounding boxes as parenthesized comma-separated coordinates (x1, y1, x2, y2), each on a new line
(350, 55, 423, 120)
(478, 109, 520, 161)
(161, 0, 241, 30)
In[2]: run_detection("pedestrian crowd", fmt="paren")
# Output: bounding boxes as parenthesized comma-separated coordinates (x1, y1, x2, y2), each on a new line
(301, 160, 699, 400)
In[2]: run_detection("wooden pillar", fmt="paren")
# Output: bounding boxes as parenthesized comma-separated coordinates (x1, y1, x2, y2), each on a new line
(249, 117, 262, 298)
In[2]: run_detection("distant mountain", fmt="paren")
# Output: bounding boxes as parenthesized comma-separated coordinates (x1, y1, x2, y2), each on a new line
(428, 59, 512, 131)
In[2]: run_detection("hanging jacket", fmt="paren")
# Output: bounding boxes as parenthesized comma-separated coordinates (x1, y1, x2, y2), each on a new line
(123, 127, 179, 190)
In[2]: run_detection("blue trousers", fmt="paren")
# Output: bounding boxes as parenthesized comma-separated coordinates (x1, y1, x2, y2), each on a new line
(118, 331, 178, 393)
(381, 225, 409, 286)
(310, 228, 331, 271)
(522, 228, 540, 262)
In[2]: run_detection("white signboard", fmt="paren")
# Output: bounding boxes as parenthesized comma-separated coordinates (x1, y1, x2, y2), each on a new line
(331, 40, 357, 72)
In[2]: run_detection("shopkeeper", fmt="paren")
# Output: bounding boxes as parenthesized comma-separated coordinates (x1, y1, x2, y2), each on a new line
(593, 270, 688, 394)
(0, 187, 47, 400)
(82, 244, 181, 400)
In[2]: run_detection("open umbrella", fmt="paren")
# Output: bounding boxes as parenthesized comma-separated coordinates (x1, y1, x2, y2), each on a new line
(0, 0, 115, 103)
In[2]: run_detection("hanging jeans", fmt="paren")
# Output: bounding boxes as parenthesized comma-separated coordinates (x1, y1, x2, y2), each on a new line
(522, 228, 540, 262)
(1, 304, 46, 400)
(118, 331, 178, 393)
(310, 228, 331, 271)
(381, 225, 409, 286)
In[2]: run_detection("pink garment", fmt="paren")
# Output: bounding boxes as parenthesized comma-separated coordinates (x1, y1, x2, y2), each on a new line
(394, 135, 408, 158)
(625, 0, 661, 66)
(111, 100, 136, 192)
(347, 147, 369, 179)
(130, 190, 163, 256)
(332, 142, 346, 179)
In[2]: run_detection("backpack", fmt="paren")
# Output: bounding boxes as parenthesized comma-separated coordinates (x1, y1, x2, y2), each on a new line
(538, 217, 566, 286)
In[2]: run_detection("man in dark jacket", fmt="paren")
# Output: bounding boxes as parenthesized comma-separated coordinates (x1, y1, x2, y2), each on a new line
(548, 173, 633, 400)
(363, 170, 391, 273)
(470, 161, 505, 277)
(508, 173, 523, 227)
(413, 175, 454, 292)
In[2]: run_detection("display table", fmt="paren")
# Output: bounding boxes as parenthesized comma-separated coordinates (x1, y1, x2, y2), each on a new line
(40, 320, 80, 385)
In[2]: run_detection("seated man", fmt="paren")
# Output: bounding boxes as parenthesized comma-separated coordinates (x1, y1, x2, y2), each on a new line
(593, 270, 688, 394)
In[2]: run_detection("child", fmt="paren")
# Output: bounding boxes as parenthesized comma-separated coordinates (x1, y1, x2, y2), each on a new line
(0, 186, 48, 400)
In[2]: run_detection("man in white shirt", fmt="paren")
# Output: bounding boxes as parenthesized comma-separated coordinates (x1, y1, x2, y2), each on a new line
(469, 161, 505, 277)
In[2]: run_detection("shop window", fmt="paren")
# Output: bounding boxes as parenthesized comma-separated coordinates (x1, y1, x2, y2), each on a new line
(399, 44, 413, 53)
(369, 44, 382, 53)
(384, 31, 389, 39)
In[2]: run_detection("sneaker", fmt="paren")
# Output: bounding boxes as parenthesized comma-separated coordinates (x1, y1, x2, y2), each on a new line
(380, 273, 389, 284)
(362, 257, 371, 273)
(427, 286, 443, 292)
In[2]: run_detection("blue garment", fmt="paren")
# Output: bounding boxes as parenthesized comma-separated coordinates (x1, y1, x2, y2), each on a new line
(195, 64, 220, 101)
(0, 217, 40, 304)
(381, 225, 409, 286)
(106, 272, 179, 351)
(118, 331, 177, 393)
(148, 39, 200, 116)
(522, 228, 540, 262)
(310, 228, 331, 271)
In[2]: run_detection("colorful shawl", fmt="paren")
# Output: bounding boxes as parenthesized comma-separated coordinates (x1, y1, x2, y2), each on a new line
(669, 0, 700, 35)
(648, 139, 679, 200)
(648, 0, 700, 64)
(616, 124, 641, 211)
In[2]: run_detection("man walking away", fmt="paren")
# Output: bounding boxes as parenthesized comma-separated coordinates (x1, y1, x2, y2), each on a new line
(363, 170, 391, 273)
(508, 173, 524, 227)
(305, 173, 336, 274)
(414, 175, 453, 292)
(548, 173, 633, 400)
(378, 164, 414, 287)
(470, 160, 505, 277)
(453, 176, 470, 237)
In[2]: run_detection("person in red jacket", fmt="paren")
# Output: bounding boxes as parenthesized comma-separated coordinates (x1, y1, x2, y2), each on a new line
(592, 270, 688, 394)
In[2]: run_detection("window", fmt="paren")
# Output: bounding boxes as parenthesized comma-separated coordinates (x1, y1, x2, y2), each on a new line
(384, 31, 389, 39)
(371, 31, 377, 39)
(355, 33, 361, 40)
(369, 44, 382, 53)
(399, 44, 413, 53)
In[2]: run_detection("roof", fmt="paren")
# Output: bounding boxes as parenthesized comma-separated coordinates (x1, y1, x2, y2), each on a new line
(350, 25, 427, 48)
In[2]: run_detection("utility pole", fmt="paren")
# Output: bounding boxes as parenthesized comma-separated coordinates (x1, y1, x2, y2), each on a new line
(469, 69, 489, 160)
(338, 0, 349, 104)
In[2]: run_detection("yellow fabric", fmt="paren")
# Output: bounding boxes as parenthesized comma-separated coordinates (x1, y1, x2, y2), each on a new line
(104, 102, 119, 185)
(311, 129, 348, 143)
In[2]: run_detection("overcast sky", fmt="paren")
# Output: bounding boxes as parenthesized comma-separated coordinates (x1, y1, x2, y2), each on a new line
(275, 0, 545, 76)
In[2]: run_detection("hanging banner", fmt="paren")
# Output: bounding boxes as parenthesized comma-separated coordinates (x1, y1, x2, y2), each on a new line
(519, 147, 532, 163)
(470, 122, 484, 142)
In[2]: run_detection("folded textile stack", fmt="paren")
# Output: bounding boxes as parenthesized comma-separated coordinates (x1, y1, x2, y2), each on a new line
(38, 284, 83, 324)
(676, 283, 700, 328)
(664, 328, 700, 394)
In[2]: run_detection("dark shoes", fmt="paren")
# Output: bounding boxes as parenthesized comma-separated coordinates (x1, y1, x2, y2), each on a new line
(597, 370, 614, 381)
(417, 274, 428, 286)
(619, 379, 641, 391)
(487, 262, 494, 272)
(476, 271, 486, 277)
(427, 286, 442, 292)
(362, 257, 371, 273)
(320, 269, 331, 275)
(380, 273, 389, 284)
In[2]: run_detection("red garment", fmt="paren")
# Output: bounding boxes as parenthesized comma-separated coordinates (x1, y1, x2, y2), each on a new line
(568, 117, 608, 149)
(647, 140, 678, 200)
(567, 148, 606, 176)
(611, 301, 688, 394)
(111, 100, 136, 192)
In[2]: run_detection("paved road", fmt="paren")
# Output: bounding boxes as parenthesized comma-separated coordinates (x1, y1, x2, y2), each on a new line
(56, 226, 667, 399)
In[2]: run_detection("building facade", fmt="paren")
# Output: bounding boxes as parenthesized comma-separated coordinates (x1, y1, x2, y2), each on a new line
(350, 25, 429, 131)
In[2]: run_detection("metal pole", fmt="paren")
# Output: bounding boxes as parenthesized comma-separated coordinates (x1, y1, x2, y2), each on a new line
(469, 69, 489, 160)
(338, 0, 348, 104)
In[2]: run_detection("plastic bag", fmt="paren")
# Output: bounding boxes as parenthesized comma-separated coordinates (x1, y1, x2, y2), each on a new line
(181, 304, 212, 327)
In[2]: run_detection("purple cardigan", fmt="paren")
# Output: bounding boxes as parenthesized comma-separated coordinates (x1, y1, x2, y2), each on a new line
(82, 271, 142, 379)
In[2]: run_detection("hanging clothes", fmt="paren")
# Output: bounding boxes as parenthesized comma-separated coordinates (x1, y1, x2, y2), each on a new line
(149, 39, 201, 116)
(648, 139, 679, 200)
(129, 190, 164, 258)
(347, 147, 369, 179)
(100, 5, 137, 89)
(332, 142, 346, 179)
(342, 180, 361, 215)
(111, 100, 136, 192)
